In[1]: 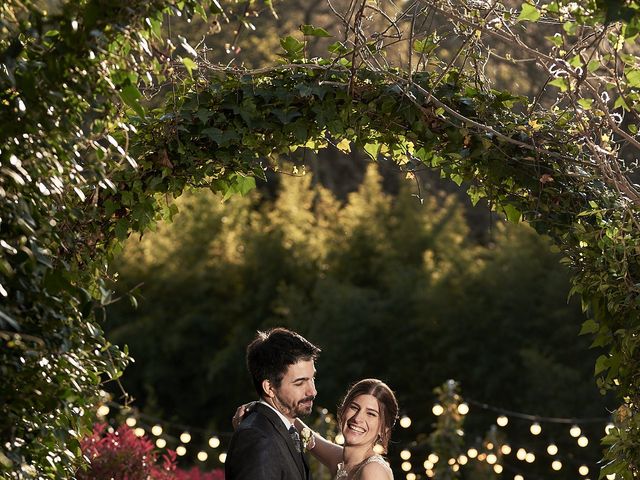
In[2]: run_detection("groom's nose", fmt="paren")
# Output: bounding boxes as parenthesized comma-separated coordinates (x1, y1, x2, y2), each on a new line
(307, 379, 317, 397)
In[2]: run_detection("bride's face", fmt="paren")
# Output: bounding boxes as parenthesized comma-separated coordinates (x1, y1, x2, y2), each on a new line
(341, 394, 381, 448)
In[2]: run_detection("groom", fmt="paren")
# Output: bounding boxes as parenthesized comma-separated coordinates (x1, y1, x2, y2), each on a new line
(225, 327, 321, 480)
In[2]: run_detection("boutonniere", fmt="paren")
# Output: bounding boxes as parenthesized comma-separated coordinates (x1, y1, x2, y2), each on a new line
(300, 427, 315, 451)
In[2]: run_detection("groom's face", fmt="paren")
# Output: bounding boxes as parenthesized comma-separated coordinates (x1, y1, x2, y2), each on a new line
(269, 359, 317, 421)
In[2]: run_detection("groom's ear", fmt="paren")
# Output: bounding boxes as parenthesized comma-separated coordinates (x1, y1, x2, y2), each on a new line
(262, 379, 275, 398)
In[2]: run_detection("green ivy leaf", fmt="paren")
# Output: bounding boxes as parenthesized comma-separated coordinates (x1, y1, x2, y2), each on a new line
(181, 57, 198, 78)
(280, 36, 305, 61)
(518, 3, 541, 22)
(120, 85, 146, 118)
(299, 25, 332, 37)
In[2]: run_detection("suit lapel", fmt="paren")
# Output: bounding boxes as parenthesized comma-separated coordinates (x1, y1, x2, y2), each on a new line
(254, 403, 306, 479)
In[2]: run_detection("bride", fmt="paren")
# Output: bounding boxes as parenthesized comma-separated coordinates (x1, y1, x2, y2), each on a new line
(297, 378, 397, 480)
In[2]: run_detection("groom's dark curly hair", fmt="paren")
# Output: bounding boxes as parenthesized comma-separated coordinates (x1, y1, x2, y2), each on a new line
(246, 327, 321, 397)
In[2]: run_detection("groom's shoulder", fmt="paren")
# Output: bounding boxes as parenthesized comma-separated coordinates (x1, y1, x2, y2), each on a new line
(237, 406, 277, 433)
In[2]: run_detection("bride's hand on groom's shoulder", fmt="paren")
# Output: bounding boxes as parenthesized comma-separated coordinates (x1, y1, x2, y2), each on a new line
(232, 401, 258, 430)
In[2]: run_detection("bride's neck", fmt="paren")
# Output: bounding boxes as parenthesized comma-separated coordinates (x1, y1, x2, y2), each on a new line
(343, 445, 374, 468)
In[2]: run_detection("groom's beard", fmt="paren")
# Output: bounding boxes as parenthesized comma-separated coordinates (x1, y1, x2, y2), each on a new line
(273, 393, 315, 418)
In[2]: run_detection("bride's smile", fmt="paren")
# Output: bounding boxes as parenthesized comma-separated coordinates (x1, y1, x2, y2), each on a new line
(342, 394, 381, 448)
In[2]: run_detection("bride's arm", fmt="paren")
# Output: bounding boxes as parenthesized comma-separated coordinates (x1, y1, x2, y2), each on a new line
(294, 418, 343, 476)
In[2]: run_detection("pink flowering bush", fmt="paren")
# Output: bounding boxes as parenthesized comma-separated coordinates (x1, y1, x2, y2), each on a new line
(78, 423, 224, 480)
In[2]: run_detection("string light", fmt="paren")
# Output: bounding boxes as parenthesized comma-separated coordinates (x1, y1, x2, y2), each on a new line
(126, 417, 137, 427)
(401, 462, 412, 472)
(477, 452, 487, 462)
(432, 404, 444, 416)
(448, 458, 456, 466)
(155, 438, 167, 448)
(209, 436, 221, 448)
(494, 465, 503, 474)
(134, 427, 145, 437)
(373, 444, 385, 454)
(501, 444, 511, 455)
(176, 446, 187, 456)
(497, 415, 509, 427)
(467, 448, 478, 459)
(551, 460, 562, 471)
(579, 466, 589, 476)
(218, 453, 227, 463)
(486, 442, 494, 450)
(335, 433, 345, 445)
(452, 464, 460, 472)
(97, 405, 110, 417)
(525, 453, 535, 463)
(180, 432, 191, 443)
(428, 453, 439, 464)
(457, 403, 469, 415)
(530, 423, 542, 435)
(423, 461, 434, 470)
(570, 425, 582, 438)
(401, 450, 411, 460)
(486, 454, 497, 465)
(547, 444, 558, 455)
(516, 448, 527, 461)
(400, 415, 412, 428)
(425, 469, 434, 478)
(197, 451, 208, 462)
(458, 455, 468, 465)
(514, 475, 524, 480)
(151, 425, 163, 436)
(577, 435, 589, 447)
(606, 475, 616, 480)
(406, 474, 416, 480)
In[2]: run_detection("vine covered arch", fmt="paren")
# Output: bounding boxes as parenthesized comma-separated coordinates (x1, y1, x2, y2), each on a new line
(2, 0, 640, 478)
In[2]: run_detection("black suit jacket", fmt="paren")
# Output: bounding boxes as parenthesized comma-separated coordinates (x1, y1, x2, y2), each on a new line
(225, 403, 311, 480)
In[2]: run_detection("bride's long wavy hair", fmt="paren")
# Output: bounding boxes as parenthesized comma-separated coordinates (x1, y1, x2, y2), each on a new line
(337, 378, 399, 453)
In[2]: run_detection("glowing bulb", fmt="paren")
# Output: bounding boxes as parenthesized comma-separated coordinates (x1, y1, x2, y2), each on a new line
(96, 405, 110, 417)
(458, 455, 468, 465)
(552, 460, 562, 471)
(452, 464, 460, 472)
(156, 438, 166, 448)
(525, 453, 535, 463)
(578, 436, 589, 447)
(423, 461, 434, 469)
(457, 403, 469, 415)
(514, 476, 524, 480)
(486, 453, 497, 465)
(401, 461, 412, 472)
(497, 415, 509, 427)
(606, 475, 616, 480)
(126, 417, 137, 427)
(428, 453, 439, 463)
(477, 453, 486, 462)
(605, 423, 615, 435)
(432, 404, 444, 416)
(219, 453, 227, 463)
(406, 474, 416, 480)
(180, 432, 191, 443)
(547, 444, 558, 455)
(448, 458, 456, 466)
(467, 448, 478, 459)
(494, 465, 503, 474)
(516, 448, 526, 461)
(486, 442, 494, 450)
(501, 444, 512, 455)
(197, 451, 208, 462)
(570, 425, 582, 438)
(134, 427, 145, 437)
(579, 466, 589, 476)
(209, 436, 220, 448)
(335, 433, 345, 445)
(400, 416, 412, 428)
(530, 423, 542, 435)
(426, 469, 434, 478)
(152, 425, 163, 436)
(373, 444, 385, 454)
(401, 450, 411, 460)
(176, 446, 187, 456)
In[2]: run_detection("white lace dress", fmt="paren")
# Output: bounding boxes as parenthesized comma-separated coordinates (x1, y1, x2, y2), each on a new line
(335, 455, 393, 480)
